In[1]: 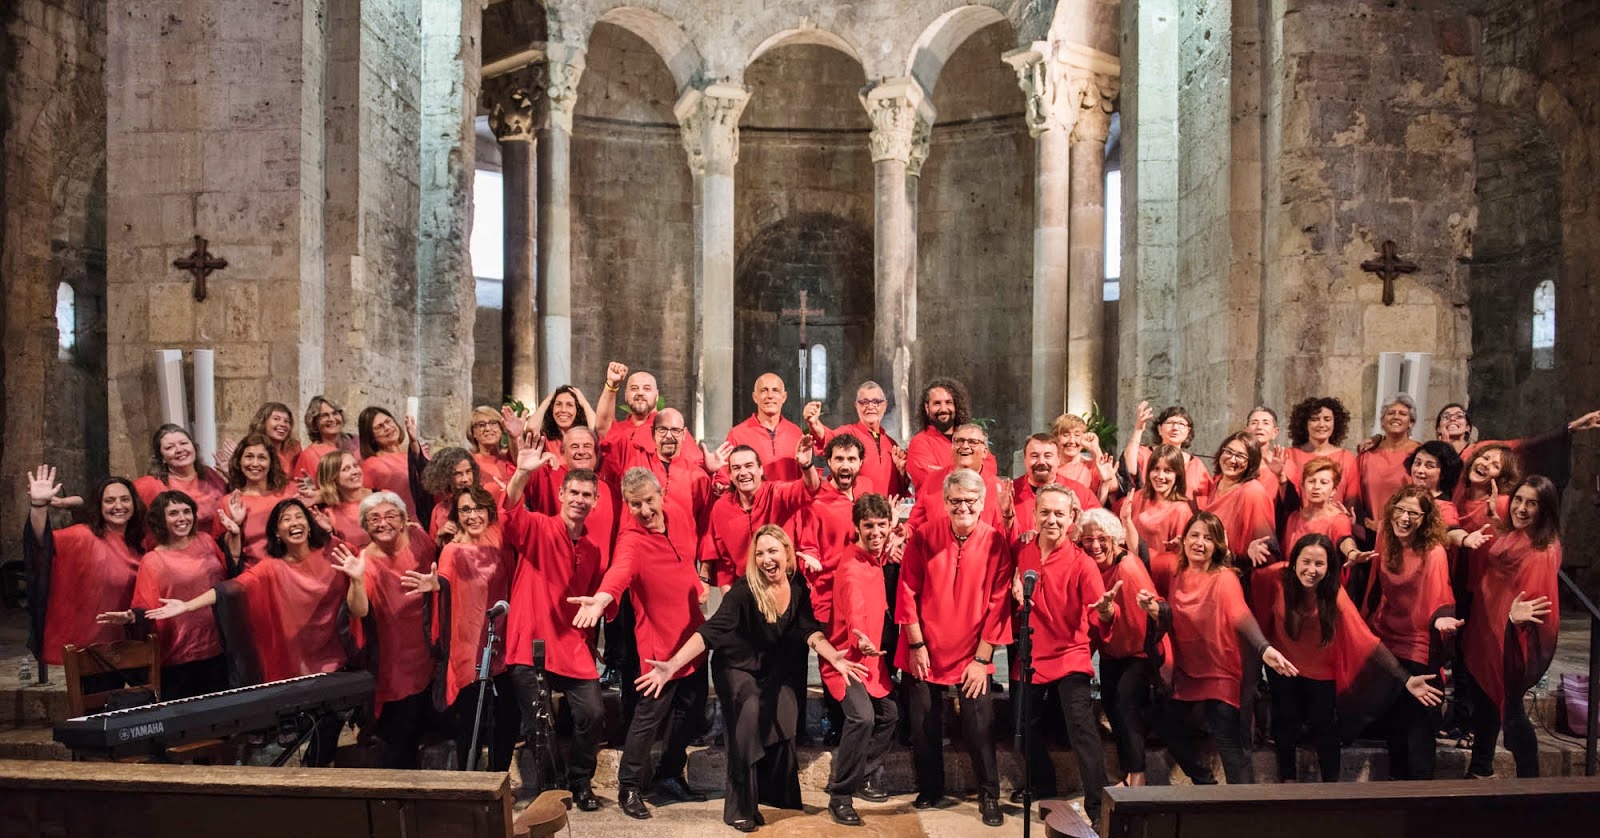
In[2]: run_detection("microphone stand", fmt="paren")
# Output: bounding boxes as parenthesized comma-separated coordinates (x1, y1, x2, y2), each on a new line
(1014, 585, 1037, 838)
(465, 611, 502, 771)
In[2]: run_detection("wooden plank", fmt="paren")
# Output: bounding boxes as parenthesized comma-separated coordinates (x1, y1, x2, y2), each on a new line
(1104, 776, 1600, 810)
(0, 759, 509, 801)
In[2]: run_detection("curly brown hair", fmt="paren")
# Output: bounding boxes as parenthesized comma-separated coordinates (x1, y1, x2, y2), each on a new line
(1288, 396, 1352, 447)
(919, 377, 972, 432)
(1379, 485, 1446, 574)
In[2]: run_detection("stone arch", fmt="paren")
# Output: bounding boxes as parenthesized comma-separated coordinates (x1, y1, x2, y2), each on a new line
(906, 4, 1011, 95)
(735, 214, 875, 423)
(747, 26, 865, 70)
(596, 6, 704, 93)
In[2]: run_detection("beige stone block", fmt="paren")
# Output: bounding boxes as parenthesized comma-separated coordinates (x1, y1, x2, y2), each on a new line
(195, 190, 298, 243)
(106, 284, 150, 344)
(211, 343, 271, 378)
(160, 193, 198, 241)
(146, 282, 197, 343)
(216, 280, 262, 342)
(1362, 302, 1437, 353)
(216, 378, 268, 435)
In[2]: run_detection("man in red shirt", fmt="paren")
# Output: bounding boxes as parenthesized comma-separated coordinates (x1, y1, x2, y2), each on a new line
(700, 439, 819, 589)
(803, 380, 909, 497)
(822, 493, 899, 826)
(569, 468, 708, 819)
(1013, 434, 1100, 537)
(593, 361, 704, 476)
(906, 424, 1013, 534)
(1013, 485, 1117, 823)
(904, 377, 996, 492)
(723, 373, 804, 481)
(896, 468, 1014, 826)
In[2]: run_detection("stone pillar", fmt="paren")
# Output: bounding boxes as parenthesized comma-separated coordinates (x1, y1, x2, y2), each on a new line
(1068, 94, 1115, 415)
(484, 67, 545, 404)
(904, 115, 931, 426)
(675, 83, 750, 443)
(536, 44, 584, 392)
(862, 79, 932, 442)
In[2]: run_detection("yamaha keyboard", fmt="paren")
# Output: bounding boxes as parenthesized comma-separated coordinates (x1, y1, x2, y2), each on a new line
(53, 670, 374, 756)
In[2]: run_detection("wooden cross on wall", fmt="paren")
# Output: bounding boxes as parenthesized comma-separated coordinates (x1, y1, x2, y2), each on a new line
(173, 235, 228, 302)
(780, 290, 825, 344)
(1360, 239, 1417, 307)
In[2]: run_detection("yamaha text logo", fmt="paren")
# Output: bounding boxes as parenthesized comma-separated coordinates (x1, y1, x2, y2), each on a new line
(118, 721, 165, 741)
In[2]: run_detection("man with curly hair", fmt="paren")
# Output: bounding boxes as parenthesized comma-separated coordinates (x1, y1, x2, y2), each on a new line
(905, 377, 995, 492)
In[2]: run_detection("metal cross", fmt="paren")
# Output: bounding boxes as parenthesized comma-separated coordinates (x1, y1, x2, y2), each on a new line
(1360, 240, 1418, 307)
(173, 235, 228, 302)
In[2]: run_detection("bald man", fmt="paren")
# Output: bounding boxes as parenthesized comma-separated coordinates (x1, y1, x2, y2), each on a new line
(723, 373, 804, 481)
(594, 361, 704, 479)
(803, 380, 909, 498)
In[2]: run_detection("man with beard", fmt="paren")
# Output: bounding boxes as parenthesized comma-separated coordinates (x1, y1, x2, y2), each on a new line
(594, 362, 704, 476)
(635, 409, 716, 537)
(905, 378, 995, 492)
(897, 469, 1013, 826)
(701, 439, 820, 590)
(906, 424, 1012, 534)
(1013, 434, 1100, 537)
(724, 373, 805, 481)
(802, 381, 909, 497)
(794, 434, 869, 743)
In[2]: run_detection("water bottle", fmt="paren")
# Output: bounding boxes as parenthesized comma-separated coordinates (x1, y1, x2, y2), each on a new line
(17, 657, 32, 685)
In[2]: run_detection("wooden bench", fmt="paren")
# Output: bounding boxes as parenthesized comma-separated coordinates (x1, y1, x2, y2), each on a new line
(0, 759, 513, 838)
(1103, 777, 1600, 838)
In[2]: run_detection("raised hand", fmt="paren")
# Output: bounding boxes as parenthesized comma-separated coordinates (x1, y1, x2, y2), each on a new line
(401, 562, 439, 595)
(1262, 444, 1285, 477)
(295, 471, 317, 502)
(501, 406, 527, 439)
(516, 443, 551, 473)
(704, 441, 733, 473)
(26, 465, 62, 507)
(329, 544, 366, 581)
(634, 659, 674, 699)
(567, 592, 613, 628)
(215, 438, 237, 468)
(216, 508, 242, 536)
(145, 598, 189, 621)
(224, 491, 247, 526)
(1096, 453, 1118, 483)
(1246, 536, 1274, 567)
(996, 480, 1016, 520)
(1461, 524, 1494, 550)
(1262, 646, 1299, 678)
(1093, 580, 1124, 619)
(1509, 592, 1552, 625)
(1134, 400, 1153, 431)
(796, 434, 815, 468)
(1348, 548, 1378, 565)
(308, 504, 334, 534)
(851, 628, 884, 657)
(802, 400, 824, 430)
(1119, 501, 1141, 555)
(1434, 615, 1465, 635)
(1487, 480, 1500, 519)
(1407, 673, 1444, 707)
(1084, 430, 1104, 458)
(605, 361, 629, 389)
(887, 531, 906, 564)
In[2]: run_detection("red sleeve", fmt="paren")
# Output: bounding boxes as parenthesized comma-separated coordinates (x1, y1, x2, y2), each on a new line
(130, 553, 163, 612)
(980, 534, 1014, 646)
(769, 478, 815, 519)
(895, 530, 929, 628)
(596, 535, 637, 613)
(499, 503, 542, 567)
(905, 436, 943, 493)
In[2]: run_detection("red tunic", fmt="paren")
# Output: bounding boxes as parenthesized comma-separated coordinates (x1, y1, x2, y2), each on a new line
(824, 544, 893, 701)
(294, 442, 337, 479)
(502, 507, 605, 681)
(1097, 553, 1168, 663)
(700, 480, 815, 586)
(1253, 508, 1356, 605)
(225, 547, 348, 683)
(361, 451, 417, 518)
(1147, 550, 1181, 599)
(599, 411, 705, 484)
(725, 414, 804, 482)
(323, 498, 371, 548)
(435, 534, 516, 705)
(906, 464, 1007, 534)
(1128, 493, 1194, 560)
(1283, 447, 1361, 509)
(356, 527, 437, 710)
(219, 490, 292, 568)
(1201, 480, 1275, 560)
(36, 524, 141, 665)
(905, 427, 998, 493)
(1014, 540, 1111, 684)
(894, 521, 1014, 685)
(1358, 445, 1416, 521)
(637, 454, 712, 538)
(1012, 476, 1099, 538)
(1455, 490, 1509, 590)
(1054, 457, 1104, 499)
(473, 451, 517, 499)
(1464, 531, 1561, 719)
(1365, 544, 1454, 666)
(131, 535, 228, 666)
(820, 421, 907, 497)
(531, 465, 620, 569)
(597, 509, 706, 679)
(794, 482, 860, 627)
(1167, 567, 1263, 707)
(134, 469, 228, 538)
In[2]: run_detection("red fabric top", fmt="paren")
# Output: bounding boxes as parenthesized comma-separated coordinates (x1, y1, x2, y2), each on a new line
(322, 498, 371, 548)
(1167, 567, 1261, 707)
(1252, 508, 1356, 606)
(135, 469, 229, 539)
(1097, 552, 1166, 662)
(636, 455, 712, 539)
(434, 532, 516, 706)
(1456, 491, 1509, 590)
(1358, 445, 1416, 521)
(502, 505, 605, 680)
(599, 412, 705, 483)
(700, 480, 815, 586)
(905, 427, 998, 493)
(1012, 477, 1100, 537)
(597, 508, 706, 679)
(894, 520, 1014, 685)
(1128, 493, 1194, 556)
(1464, 530, 1561, 718)
(227, 547, 348, 683)
(824, 544, 893, 701)
(725, 414, 805, 482)
(294, 442, 334, 479)
(355, 527, 437, 709)
(906, 464, 1007, 534)
(1199, 480, 1275, 559)
(1365, 544, 1454, 666)
(1283, 447, 1361, 509)
(132, 535, 228, 665)
(1014, 540, 1111, 683)
(473, 451, 517, 499)
(794, 482, 860, 627)
(531, 465, 620, 569)
(214, 489, 290, 568)
(1260, 573, 1386, 686)
(820, 421, 906, 497)
(40, 524, 141, 665)
(1054, 458, 1104, 498)
(1254, 468, 1283, 500)
(361, 451, 417, 518)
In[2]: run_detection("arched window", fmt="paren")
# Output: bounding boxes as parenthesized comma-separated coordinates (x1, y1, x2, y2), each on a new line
(471, 167, 505, 308)
(808, 344, 828, 402)
(1532, 279, 1555, 370)
(55, 282, 76, 359)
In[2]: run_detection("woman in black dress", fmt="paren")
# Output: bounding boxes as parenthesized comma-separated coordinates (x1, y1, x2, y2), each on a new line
(637, 524, 867, 833)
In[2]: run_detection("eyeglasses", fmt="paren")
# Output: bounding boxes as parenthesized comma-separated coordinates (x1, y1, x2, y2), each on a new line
(1440, 411, 1468, 421)
(471, 421, 500, 432)
(1161, 419, 1190, 428)
(945, 497, 982, 509)
(315, 410, 342, 420)
(952, 438, 986, 449)
(654, 427, 685, 437)
(1392, 508, 1424, 521)
(1081, 535, 1114, 545)
(856, 398, 887, 407)
(457, 505, 486, 516)
(1219, 449, 1249, 462)
(365, 511, 404, 525)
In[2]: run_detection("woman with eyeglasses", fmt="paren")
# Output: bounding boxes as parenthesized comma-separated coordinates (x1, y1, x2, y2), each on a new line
(1282, 397, 1360, 510)
(1461, 474, 1561, 778)
(1199, 433, 1275, 572)
(1353, 485, 1458, 780)
(134, 423, 230, 540)
(463, 405, 519, 495)
(295, 396, 359, 478)
(358, 406, 427, 519)
(1123, 401, 1211, 497)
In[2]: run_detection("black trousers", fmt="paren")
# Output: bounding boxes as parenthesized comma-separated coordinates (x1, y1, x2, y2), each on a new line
(825, 680, 899, 799)
(906, 678, 998, 798)
(1159, 698, 1251, 784)
(1023, 673, 1109, 821)
(1099, 655, 1155, 774)
(374, 688, 434, 769)
(508, 667, 605, 788)
(1268, 671, 1339, 781)
(1467, 674, 1539, 777)
(161, 655, 229, 701)
(1382, 658, 1438, 780)
(605, 595, 641, 726)
(616, 668, 708, 791)
(452, 671, 519, 772)
(717, 666, 803, 825)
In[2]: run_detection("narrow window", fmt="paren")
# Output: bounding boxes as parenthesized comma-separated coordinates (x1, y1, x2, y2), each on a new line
(1532, 280, 1555, 370)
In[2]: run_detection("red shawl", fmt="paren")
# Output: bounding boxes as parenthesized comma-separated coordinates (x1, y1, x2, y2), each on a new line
(434, 535, 515, 707)
(27, 523, 141, 665)
(1167, 567, 1264, 708)
(217, 546, 350, 684)
(354, 527, 437, 711)
(1464, 530, 1561, 720)
(132, 535, 228, 665)
(1363, 544, 1454, 667)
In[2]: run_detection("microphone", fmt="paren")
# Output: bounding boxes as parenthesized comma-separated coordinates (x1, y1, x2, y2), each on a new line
(486, 600, 510, 619)
(1021, 570, 1039, 601)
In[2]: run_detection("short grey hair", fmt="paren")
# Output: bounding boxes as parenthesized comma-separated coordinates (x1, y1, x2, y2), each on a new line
(942, 468, 985, 498)
(1073, 507, 1125, 544)
(1035, 483, 1082, 515)
(358, 490, 409, 531)
(1382, 393, 1418, 422)
(620, 466, 661, 499)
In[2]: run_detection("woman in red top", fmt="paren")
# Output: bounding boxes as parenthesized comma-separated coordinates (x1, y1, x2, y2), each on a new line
(1201, 433, 1275, 571)
(1356, 485, 1459, 779)
(1282, 397, 1360, 509)
(314, 450, 372, 547)
(1051, 413, 1109, 503)
(358, 406, 425, 519)
(464, 405, 519, 492)
(1123, 401, 1211, 497)
(24, 467, 145, 679)
(529, 385, 597, 468)
(241, 401, 303, 478)
(98, 491, 231, 699)
(1258, 533, 1442, 782)
(1454, 444, 1518, 599)
(295, 396, 358, 477)
(419, 447, 482, 539)
(1357, 395, 1421, 524)
(1245, 456, 1355, 606)
(1463, 475, 1562, 778)
(134, 423, 229, 540)
(1136, 512, 1297, 785)
(219, 433, 293, 567)
(1125, 444, 1193, 596)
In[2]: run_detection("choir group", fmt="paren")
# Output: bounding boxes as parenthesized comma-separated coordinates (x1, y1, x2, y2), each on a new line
(22, 362, 1599, 831)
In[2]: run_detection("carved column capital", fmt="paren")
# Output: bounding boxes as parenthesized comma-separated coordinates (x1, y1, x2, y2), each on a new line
(1005, 42, 1121, 138)
(905, 113, 933, 178)
(542, 42, 586, 134)
(483, 64, 547, 142)
(674, 82, 751, 178)
(860, 78, 934, 164)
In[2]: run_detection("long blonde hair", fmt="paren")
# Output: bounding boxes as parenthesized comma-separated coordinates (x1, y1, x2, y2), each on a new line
(746, 524, 796, 624)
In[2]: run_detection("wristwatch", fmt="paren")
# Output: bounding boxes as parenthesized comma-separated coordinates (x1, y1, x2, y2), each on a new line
(973, 655, 992, 665)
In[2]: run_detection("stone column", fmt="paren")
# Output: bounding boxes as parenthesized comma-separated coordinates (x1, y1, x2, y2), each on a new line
(861, 79, 932, 441)
(675, 83, 750, 443)
(536, 44, 584, 392)
(1068, 85, 1116, 415)
(484, 66, 545, 404)
(903, 115, 931, 429)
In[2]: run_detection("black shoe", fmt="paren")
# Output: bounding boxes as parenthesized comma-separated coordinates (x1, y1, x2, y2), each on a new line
(829, 797, 862, 826)
(619, 788, 650, 819)
(979, 795, 1004, 827)
(858, 775, 889, 803)
(731, 819, 758, 833)
(599, 667, 621, 690)
(571, 785, 601, 812)
(1009, 788, 1056, 804)
(1009, 789, 1025, 805)
(912, 792, 942, 810)
(654, 776, 706, 803)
